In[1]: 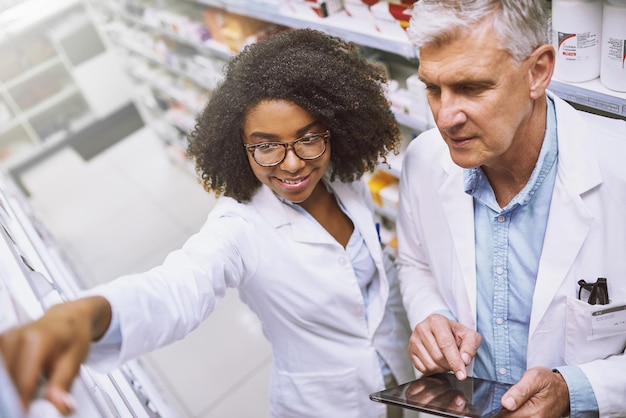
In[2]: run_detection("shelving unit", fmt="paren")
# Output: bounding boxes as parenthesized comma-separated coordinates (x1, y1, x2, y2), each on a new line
(85, 0, 236, 170)
(189, 0, 626, 120)
(0, 0, 139, 194)
(0, 0, 93, 168)
(0, 171, 183, 417)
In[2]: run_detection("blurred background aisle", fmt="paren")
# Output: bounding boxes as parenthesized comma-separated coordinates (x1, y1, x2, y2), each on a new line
(19, 127, 273, 418)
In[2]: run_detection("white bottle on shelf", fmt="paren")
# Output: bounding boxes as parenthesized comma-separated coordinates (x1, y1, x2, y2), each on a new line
(600, 0, 626, 92)
(552, 0, 604, 82)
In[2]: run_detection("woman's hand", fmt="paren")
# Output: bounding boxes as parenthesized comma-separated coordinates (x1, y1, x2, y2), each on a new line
(0, 296, 112, 415)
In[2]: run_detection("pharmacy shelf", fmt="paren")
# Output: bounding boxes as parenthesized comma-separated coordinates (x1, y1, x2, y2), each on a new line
(3, 56, 63, 90)
(194, 0, 417, 58)
(111, 5, 232, 60)
(191, 0, 626, 121)
(0, 0, 134, 173)
(0, 172, 182, 418)
(550, 77, 626, 119)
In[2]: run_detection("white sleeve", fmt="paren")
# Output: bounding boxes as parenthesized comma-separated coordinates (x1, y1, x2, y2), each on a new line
(83, 213, 258, 371)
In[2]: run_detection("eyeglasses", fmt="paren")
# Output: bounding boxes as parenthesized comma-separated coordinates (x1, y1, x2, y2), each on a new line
(243, 130, 330, 167)
(578, 278, 609, 305)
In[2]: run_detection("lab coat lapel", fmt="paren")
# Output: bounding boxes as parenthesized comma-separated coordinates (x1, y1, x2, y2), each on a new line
(331, 180, 388, 334)
(439, 161, 477, 321)
(529, 94, 601, 335)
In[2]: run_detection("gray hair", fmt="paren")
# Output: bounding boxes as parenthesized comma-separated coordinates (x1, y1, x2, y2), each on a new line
(407, 0, 551, 62)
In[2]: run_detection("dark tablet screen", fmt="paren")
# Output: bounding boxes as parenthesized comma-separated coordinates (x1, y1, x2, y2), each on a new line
(370, 373, 513, 418)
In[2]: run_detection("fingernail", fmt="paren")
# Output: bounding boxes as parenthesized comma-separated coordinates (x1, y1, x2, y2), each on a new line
(60, 391, 76, 414)
(461, 353, 471, 365)
(502, 396, 516, 410)
(455, 370, 466, 380)
(48, 387, 76, 415)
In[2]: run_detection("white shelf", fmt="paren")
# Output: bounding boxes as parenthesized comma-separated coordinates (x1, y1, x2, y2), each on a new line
(3, 56, 63, 89)
(197, 0, 417, 58)
(0, 0, 135, 176)
(0, 172, 181, 417)
(21, 84, 80, 120)
(550, 77, 626, 118)
(0, 0, 81, 39)
(114, 38, 218, 91)
(116, 9, 233, 60)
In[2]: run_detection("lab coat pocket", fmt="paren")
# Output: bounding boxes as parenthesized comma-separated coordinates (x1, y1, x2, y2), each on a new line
(564, 296, 626, 365)
(275, 367, 359, 418)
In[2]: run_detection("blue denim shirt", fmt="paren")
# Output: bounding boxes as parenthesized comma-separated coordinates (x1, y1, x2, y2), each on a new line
(464, 97, 598, 417)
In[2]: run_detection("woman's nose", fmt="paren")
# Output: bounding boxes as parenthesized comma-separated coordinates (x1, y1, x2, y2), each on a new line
(279, 147, 305, 172)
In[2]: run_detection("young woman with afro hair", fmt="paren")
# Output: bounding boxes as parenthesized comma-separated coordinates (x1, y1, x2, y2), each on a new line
(0, 28, 415, 418)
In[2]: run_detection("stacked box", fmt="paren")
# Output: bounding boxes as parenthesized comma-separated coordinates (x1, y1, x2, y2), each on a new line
(370, 0, 416, 37)
(202, 9, 276, 52)
(343, 0, 378, 30)
(367, 170, 398, 207)
(287, 0, 344, 18)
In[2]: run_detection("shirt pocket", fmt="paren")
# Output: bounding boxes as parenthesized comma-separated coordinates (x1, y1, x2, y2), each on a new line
(274, 367, 361, 418)
(564, 296, 626, 365)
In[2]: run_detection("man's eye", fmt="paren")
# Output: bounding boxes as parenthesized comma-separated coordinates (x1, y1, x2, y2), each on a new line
(460, 85, 484, 94)
(425, 85, 440, 94)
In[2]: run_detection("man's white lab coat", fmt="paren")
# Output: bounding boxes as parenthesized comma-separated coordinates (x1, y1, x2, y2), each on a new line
(397, 92, 626, 416)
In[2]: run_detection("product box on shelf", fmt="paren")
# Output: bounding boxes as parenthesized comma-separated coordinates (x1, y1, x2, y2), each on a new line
(202, 9, 277, 52)
(367, 169, 398, 207)
(405, 73, 433, 126)
(370, 0, 416, 38)
(378, 180, 399, 211)
(343, 0, 379, 30)
(286, 0, 345, 18)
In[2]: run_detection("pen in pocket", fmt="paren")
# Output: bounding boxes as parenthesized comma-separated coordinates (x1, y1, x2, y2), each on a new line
(578, 277, 609, 305)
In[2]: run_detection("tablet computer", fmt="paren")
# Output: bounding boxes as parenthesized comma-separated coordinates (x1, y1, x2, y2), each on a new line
(370, 373, 513, 418)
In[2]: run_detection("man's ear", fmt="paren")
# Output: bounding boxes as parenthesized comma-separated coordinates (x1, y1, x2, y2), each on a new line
(528, 45, 555, 100)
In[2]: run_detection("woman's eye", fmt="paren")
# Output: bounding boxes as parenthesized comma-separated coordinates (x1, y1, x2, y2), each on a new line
(299, 135, 317, 144)
(256, 143, 279, 153)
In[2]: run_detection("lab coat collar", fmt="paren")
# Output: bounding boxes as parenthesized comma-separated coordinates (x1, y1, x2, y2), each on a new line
(249, 178, 381, 251)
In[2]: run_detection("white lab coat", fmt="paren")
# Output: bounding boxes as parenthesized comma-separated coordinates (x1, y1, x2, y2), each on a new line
(397, 92, 626, 417)
(86, 178, 414, 418)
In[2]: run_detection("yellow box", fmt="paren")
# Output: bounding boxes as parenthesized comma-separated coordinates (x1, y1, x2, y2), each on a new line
(367, 170, 398, 206)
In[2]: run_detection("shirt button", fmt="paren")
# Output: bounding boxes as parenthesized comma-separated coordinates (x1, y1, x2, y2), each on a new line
(497, 215, 505, 222)
(496, 318, 504, 325)
(338, 257, 347, 265)
(499, 368, 507, 375)
(496, 267, 504, 275)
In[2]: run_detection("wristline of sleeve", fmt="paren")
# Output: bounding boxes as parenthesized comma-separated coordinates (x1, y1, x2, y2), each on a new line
(552, 368, 571, 418)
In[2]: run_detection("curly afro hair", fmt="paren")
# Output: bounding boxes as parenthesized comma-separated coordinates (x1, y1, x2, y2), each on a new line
(187, 28, 401, 202)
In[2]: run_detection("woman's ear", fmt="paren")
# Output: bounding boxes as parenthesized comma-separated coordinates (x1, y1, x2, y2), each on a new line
(528, 44, 555, 100)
